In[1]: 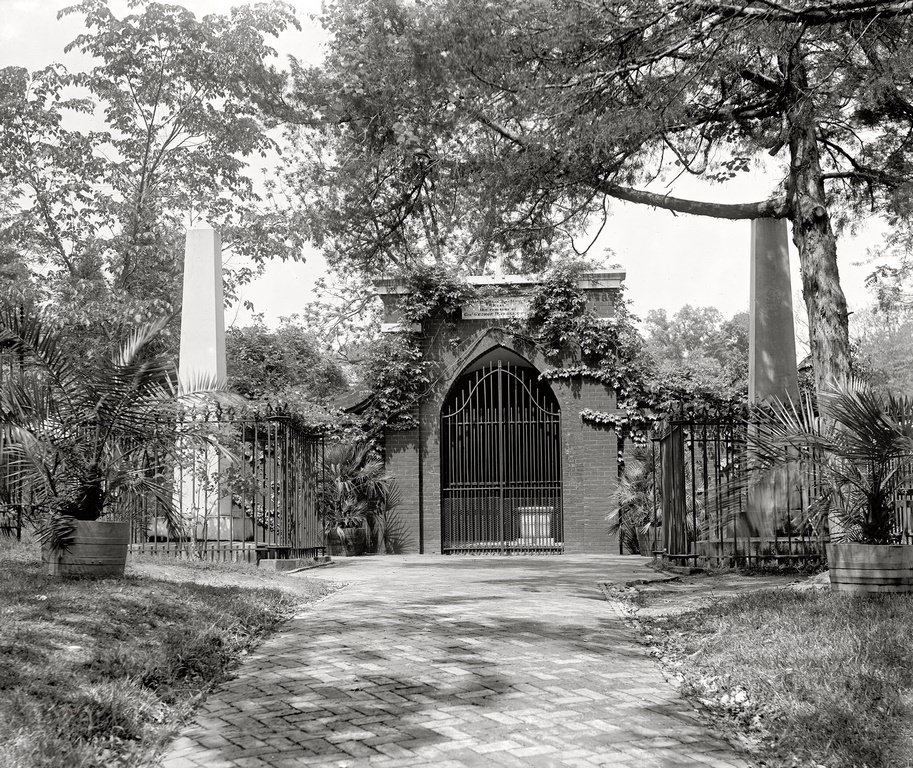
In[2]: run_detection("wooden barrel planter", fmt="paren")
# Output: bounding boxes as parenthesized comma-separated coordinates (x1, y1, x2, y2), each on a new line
(43, 520, 130, 578)
(326, 527, 367, 557)
(827, 543, 913, 594)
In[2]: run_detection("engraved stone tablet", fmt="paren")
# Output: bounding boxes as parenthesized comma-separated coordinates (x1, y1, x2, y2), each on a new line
(462, 296, 531, 320)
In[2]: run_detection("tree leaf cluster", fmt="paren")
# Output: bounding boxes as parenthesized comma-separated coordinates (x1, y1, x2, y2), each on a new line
(225, 317, 349, 407)
(1, 1, 303, 359)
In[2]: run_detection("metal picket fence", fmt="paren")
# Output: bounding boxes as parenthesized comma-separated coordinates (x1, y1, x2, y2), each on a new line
(117, 407, 326, 563)
(651, 416, 913, 568)
(0, 401, 325, 563)
(652, 417, 825, 568)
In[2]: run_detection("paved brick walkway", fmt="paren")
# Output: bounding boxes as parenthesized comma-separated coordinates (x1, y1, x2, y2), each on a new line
(158, 556, 752, 768)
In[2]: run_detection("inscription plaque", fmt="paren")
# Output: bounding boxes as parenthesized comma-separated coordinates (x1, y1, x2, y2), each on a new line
(462, 296, 531, 320)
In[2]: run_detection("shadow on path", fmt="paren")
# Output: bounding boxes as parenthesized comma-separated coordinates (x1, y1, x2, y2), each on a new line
(160, 556, 752, 768)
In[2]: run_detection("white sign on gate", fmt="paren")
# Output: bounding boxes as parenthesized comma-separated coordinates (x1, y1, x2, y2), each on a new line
(462, 295, 531, 320)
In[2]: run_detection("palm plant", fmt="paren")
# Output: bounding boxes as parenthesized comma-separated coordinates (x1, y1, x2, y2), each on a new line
(608, 442, 705, 554)
(0, 308, 235, 550)
(607, 445, 659, 554)
(749, 379, 913, 544)
(319, 441, 402, 554)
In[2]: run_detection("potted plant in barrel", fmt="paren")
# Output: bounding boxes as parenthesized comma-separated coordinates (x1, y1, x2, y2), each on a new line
(750, 378, 913, 593)
(319, 441, 401, 556)
(0, 309, 234, 576)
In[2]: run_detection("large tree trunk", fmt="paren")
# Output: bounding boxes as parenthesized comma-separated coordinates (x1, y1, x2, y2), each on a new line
(786, 52, 852, 393)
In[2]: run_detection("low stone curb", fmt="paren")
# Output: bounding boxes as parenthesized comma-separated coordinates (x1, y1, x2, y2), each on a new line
(257, 556, 333, 573)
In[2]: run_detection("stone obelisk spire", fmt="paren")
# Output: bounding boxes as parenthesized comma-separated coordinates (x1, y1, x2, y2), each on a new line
(177, 224, 239, 538)
(744, 218, 800, 539)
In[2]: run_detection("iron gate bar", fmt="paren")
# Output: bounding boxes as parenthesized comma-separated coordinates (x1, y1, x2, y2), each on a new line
(441, 360, 562, 554)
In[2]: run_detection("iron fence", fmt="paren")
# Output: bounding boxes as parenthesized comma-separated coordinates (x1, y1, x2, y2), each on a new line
(652, 417, 824, 568)
(0, 404, 325, 563)
(650, 417, 913, 567)
(123, 408, 325, 563)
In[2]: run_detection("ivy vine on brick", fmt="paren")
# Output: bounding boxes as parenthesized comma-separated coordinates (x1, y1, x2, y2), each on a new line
(527, 264, 745, 443)
(363, 262, 745, 443)
(362, 266, 475, 434)
(398, 265, 479, 325)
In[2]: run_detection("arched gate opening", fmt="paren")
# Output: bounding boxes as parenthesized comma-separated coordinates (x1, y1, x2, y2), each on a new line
(440, 351, 562, 554)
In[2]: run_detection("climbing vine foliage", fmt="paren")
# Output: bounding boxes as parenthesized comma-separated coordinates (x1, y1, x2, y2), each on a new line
(527, 265, 748, 440)
(527, 265, 656, 441)
(363, 263, 746, 441)
(362, 266, 473, 434)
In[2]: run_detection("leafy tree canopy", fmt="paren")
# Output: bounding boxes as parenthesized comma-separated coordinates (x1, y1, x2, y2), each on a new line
(226, 317, 349, 405)
(853, 301, 913, 396)
(0, 0, 303, 358)
(644, 305, 749, 390)
(290, 0, 913, 393)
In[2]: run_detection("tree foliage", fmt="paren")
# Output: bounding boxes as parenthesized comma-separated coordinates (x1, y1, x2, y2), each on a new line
(0, 1, 302, 357)
(643, 305, 749, 396)
(853, 304, 913, 395)
(226, 317, 349, 405)
(292, 0, 913, 393)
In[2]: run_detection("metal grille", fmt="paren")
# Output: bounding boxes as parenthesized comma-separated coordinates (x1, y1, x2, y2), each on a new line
(122, 410, 324, 563)
(441, 360, 562, 554)
(655, 418, 826, 568)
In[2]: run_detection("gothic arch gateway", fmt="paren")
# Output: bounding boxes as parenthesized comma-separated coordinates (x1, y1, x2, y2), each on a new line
(440, 350, 562, 554)
(372, 271, 625, 555)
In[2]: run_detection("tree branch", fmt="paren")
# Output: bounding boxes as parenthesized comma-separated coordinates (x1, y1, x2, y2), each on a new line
(598, 181, 789, 219)
(693, 0, 913, 25)
(463, 103, 790, 220)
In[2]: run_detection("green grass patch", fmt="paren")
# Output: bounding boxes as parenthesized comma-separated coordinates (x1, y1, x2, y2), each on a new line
(643, 589, 913, 767)
(0, 537, 332, 768)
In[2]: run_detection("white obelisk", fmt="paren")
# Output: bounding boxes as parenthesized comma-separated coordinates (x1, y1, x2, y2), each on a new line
(179, 224, 227, 388)
(177, 224, 234, 538)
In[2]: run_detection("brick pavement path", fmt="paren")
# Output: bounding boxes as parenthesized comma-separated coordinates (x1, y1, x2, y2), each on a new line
(158, 556, 752, 768)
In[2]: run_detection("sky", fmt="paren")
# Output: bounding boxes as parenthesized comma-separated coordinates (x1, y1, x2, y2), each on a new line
(0, 0, 890, 336)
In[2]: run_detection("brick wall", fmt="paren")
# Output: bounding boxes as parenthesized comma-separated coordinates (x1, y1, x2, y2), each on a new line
(381, 274, 626, 556)
(551, 379, 619, 554)
(384, 423, 422, 554)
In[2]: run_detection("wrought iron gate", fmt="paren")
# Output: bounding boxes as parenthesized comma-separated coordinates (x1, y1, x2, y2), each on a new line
(441, 360, 562, 554)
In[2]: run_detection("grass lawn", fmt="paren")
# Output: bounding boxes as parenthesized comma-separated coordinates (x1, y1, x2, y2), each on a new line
(0, 537, 335, 768)
(641, 588, 913, 768)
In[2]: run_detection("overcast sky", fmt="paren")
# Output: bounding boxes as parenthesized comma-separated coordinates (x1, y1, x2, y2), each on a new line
(0, 0, 889, 335)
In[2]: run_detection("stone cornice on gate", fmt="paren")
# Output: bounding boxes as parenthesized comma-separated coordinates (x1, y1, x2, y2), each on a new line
(375, 270, 625, 329)
(373, 270, 625, 296)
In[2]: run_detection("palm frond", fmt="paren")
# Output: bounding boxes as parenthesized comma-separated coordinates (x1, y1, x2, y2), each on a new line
(0, 308, 235, 550)
(747, 379, 913, 544)
(0, 309, 82, 420)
